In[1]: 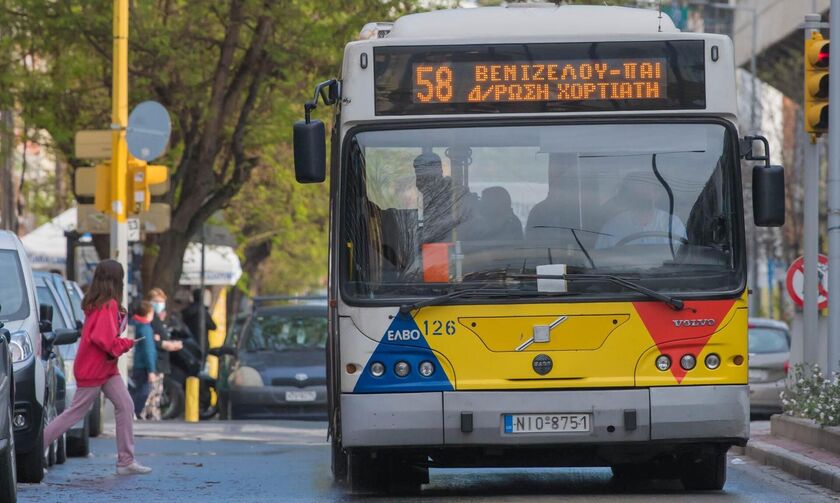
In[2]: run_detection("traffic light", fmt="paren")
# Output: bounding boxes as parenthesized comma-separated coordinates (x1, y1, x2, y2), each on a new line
(805, 33, 830, 135)
(94, 162, 112, 214)
(128, 158, 168, 215)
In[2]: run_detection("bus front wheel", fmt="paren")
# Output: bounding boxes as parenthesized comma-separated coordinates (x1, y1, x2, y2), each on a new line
(680, 448, 727, 491)
(331, 437, 348, 482)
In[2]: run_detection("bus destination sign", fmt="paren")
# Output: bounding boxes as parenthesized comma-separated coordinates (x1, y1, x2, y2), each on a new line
(374, 41, 705, 115)
(413, 59, 666, 105)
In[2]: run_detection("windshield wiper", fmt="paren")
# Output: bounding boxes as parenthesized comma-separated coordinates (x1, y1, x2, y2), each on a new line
(398, 288, 510, 315)
(509, 273, 685, 311)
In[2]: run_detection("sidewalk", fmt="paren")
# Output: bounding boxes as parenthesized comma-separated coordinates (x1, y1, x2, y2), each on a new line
(102, 419, 329, 445)
(735, 416, 840, 493)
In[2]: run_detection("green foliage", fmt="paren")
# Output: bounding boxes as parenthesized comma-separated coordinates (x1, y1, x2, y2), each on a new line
(782, 364, 840, 426)
(1, 0, 417, 295)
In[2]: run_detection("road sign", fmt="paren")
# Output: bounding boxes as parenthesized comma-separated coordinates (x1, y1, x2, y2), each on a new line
(77, 202, 171, 234)
(126, 101, 171, 161)
(74, 130, 113, 159)
(786, 254, 829, 309)
(127, 218, 141, 242)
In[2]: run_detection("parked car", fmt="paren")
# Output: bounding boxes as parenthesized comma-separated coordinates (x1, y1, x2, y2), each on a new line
(34, 272, 92, 457)
(0, 230, 76, 483)
(748, 318, 790, 415)
(0, 319, 16, 502)
(33, 272, 69, 465)
(215, 299, 328, 420)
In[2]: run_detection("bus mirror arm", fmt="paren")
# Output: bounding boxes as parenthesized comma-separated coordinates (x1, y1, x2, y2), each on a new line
(294, 79, 339, 184)
(742, 135, 785, 227)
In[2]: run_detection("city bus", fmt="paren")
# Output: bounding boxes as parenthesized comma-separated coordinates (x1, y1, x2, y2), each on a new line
(293, 4, 784, 493)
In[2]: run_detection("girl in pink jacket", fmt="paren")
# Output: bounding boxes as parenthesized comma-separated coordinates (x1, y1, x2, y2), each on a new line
(43, 259, 152, 475)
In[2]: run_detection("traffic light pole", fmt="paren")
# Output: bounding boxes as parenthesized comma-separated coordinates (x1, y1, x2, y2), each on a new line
(802, 14, 822, 370)
(110, 0, 129, 305)
(828, 1, 840, 375)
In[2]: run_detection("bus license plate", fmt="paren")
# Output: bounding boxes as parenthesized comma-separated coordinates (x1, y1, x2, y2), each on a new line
(503, 414, 591, 434)
(285, 391, 317, 402)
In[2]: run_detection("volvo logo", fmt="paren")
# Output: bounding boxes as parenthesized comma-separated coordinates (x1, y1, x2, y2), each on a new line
(294, 373, 309, 382)
(532, 354, 553, 375)
(672, 319, 716, 328)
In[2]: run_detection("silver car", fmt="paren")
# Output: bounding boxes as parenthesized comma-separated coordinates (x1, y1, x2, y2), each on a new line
(748, 318, 790, 415)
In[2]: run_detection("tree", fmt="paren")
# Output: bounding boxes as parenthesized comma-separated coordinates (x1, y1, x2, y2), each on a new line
(2, 0, 415, 295)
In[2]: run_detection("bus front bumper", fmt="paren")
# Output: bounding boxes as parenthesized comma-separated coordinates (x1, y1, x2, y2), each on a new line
(340, 385, 748, 448)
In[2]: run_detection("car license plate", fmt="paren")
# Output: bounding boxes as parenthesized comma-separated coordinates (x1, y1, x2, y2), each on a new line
(749, 369, 769, 381)
(503, 413, 591, 434)
(285, 390, 317, 402)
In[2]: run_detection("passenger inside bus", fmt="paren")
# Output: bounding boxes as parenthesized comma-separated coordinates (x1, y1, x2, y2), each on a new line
(467, 186, 523, 241)
(595, 172, 687, 249)
(525, 153, 587, 245)
(413, 151, 477, 243)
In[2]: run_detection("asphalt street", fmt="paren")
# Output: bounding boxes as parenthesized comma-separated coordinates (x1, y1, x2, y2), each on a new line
(16, 420, 840, 503)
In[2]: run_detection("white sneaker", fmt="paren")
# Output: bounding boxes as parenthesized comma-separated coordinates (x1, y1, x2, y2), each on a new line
(117, 462, 152, 475)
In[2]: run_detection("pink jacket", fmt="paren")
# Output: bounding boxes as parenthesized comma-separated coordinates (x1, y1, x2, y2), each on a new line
(74, 300, 134, 387)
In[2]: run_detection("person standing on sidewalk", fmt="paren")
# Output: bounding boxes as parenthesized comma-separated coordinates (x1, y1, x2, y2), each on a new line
(129, 301, 157, 418)
(143, 288, 182, 420)
(43, 259, 152, 475)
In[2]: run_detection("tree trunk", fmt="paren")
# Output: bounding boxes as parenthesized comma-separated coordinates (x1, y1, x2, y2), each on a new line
(145, 229, 191, 299)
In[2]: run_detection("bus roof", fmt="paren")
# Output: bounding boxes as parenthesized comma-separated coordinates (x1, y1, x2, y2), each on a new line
(385, 5, 679, 40)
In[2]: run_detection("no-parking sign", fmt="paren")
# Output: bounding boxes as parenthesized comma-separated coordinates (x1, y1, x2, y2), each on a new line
(786, 254, 829, 309)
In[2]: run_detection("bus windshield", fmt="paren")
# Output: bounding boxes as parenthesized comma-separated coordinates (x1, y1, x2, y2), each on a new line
(342, 122, 741, 301)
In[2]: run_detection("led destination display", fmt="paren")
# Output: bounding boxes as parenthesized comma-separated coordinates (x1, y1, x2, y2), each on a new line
(413, 59, 666, 105)
(374, 40, 705, 115)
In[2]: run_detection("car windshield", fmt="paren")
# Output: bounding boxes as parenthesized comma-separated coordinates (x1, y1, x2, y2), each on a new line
(0, 250, 30, 322)
(243, 313, 327, 351)
(342, 122, 740, 300)
(749, 326, 790, 354)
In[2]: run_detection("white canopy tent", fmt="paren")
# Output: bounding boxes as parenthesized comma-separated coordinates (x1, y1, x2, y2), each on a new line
(20, 207, 242, 286)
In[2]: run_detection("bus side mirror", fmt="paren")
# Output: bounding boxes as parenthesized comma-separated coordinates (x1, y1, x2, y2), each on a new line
(753, 165, 785, 227)
(293, 119, 326, 183)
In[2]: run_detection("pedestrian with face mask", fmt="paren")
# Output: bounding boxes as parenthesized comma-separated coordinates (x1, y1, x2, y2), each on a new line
(143, 288, 182, 420)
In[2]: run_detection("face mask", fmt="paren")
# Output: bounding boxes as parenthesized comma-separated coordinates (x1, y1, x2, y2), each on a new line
(152, 302, 165, 314)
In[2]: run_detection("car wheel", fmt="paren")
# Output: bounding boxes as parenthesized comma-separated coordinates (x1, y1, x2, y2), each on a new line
(67, 418, 90, 457)
(0, 405, 17, 503)
(16, 419, 45, 483)
(88, 394, 103, 438)
(161, 376, 185, 419)
(56, 432, 67, 464)
(47, 436, 56, 467)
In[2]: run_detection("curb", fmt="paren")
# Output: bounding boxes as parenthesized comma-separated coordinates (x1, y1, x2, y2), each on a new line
(736, 439, 840, 492)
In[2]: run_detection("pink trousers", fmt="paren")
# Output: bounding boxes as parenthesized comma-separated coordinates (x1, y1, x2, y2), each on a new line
(44, 374, 135, 467)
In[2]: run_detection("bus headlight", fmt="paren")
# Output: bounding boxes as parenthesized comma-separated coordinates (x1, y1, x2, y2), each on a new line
(705, 353, 721, 370)
(680, 354, 697, 371)
(655, 355, 671, 371)
(233, 366, 264, 387)
(394, 361, 411, 378)
(370, 362, 385, 377)
(10, 331, 33, 363)
(418, 361, 435, 377)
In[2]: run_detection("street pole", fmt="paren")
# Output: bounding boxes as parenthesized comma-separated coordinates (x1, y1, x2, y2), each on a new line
(1, 110, 15, 232)
(803, 14, 822, 369)
(199, 224, 206, 361)
(749, 2, 761, 316)
(111, 0, 129, 305)
(827, 1, 840, 375)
